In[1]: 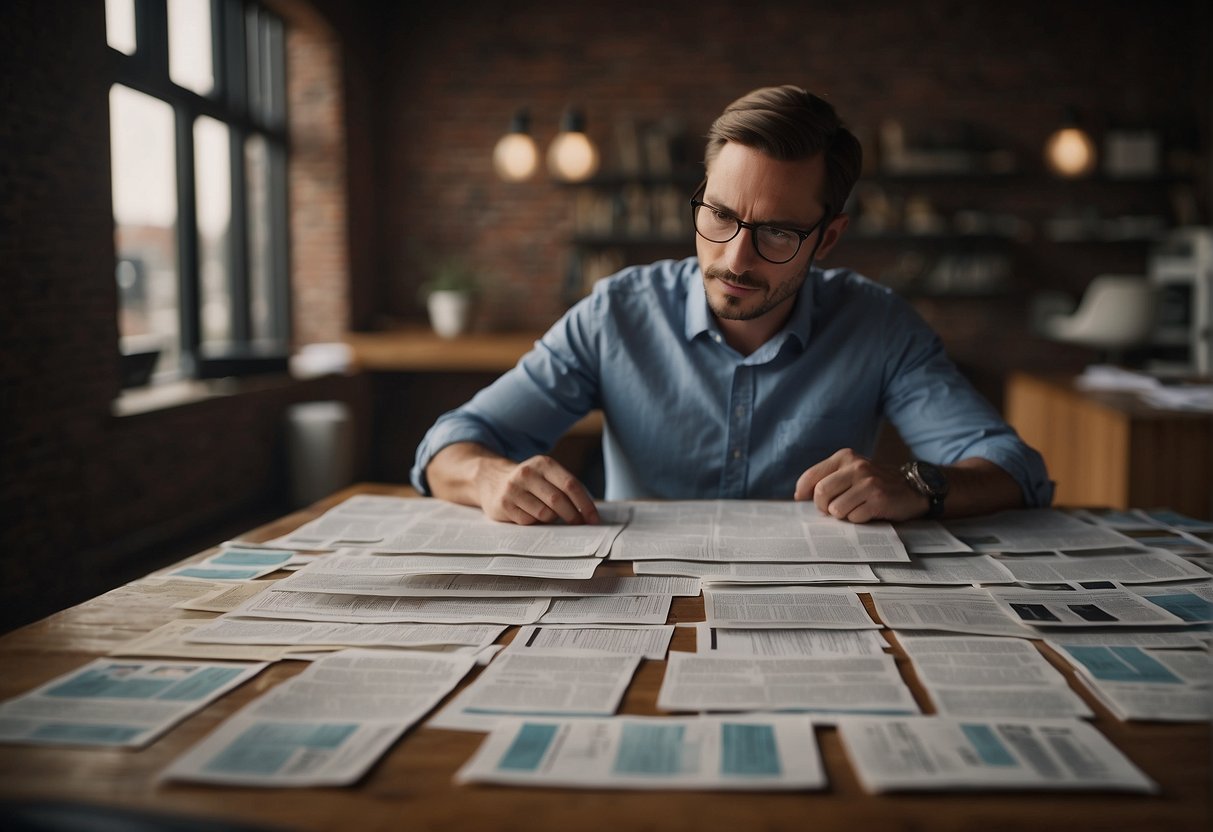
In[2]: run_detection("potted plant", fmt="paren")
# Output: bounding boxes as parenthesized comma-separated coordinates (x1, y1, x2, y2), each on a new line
(418, 255, 479, 338)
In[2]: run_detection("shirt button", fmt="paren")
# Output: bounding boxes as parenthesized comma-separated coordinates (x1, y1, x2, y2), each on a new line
(734, 406, 744, 418)
(732, 449, 741, 460)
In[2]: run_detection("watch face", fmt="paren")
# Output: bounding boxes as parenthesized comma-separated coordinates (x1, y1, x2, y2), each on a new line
(915, 462, 949, 495)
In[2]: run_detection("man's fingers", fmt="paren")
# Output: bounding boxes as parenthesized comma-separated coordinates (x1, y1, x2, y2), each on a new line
(794, 450, 851, 501)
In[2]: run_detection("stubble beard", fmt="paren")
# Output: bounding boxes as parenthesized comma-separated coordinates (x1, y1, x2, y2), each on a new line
(705, 267, 803, 321)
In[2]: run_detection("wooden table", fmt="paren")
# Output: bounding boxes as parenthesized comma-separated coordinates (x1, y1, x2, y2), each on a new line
(0, 483, 1209, 832)
(1005, 371, 1213, 520)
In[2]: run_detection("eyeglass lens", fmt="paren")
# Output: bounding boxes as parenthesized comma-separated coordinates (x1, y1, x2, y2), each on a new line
(692, 204, 803, 263)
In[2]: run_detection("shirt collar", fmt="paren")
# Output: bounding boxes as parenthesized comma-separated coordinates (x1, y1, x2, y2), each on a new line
(684, 261, 818, 352)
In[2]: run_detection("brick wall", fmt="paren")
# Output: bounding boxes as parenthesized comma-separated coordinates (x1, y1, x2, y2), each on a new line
(377, 0, 1210, 349)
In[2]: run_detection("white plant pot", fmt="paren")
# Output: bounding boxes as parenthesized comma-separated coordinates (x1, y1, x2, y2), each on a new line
(426, 290, 473, 338)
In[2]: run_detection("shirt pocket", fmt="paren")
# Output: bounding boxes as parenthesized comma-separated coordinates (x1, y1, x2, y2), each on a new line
(774, 415, 860, 466)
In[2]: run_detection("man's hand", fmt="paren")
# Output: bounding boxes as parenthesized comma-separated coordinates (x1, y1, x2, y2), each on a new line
(427, 442, 599, 526)
(793, 448, 926, 523)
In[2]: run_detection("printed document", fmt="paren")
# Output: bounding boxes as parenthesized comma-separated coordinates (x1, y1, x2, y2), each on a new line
(693, 623, 888, 656)
(174, 580, 275, 613)
(868, 588, 1036, 637)
(108, 619, 301, 662)
(893, 520, 975, 554)
(186, 618, 505, 649)
(895, 635, 1092, 718)
(986, 586, 1186, 628)
(872, 554, 1016, 586)
(300, 551, 602, 580)
(227, 589, 549, 624)
(0, 658, 267, 748)
(836, 716, 1156, 793)
(428, 649, 640, 732)
(266, 495, 627, 558)
(609, 500, 909, 563)
(656, 651, 919, 717)
(508, 625, 674, 660)
(703, 587, 878, 629)
(162, 649, 476, 786)
(455, 714, 826, 791)
(271, 570, 698, 598)
(632, 559, 878, 584)
(993, 550, 1208, 585)
(162, 546, 293, 582)
(537, 594, 672, 624)
(944, 508, 1137, 552)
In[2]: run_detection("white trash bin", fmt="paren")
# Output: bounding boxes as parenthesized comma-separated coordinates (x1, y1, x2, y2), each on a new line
(287, 401, 354, 507)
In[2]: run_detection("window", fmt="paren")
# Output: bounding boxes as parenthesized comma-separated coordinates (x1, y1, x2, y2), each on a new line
(106, 0, 290, 384)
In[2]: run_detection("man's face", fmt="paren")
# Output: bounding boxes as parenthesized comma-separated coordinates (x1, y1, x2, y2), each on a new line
(696, 142, 843, 323)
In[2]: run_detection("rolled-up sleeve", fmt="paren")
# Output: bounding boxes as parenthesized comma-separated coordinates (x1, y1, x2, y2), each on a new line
(879, 297, 1055, 508)
(409, 295, 603, 495)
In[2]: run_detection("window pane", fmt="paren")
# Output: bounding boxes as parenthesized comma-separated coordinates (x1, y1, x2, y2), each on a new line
(168, 0, 215, 96)
(246, 6, 286, 126)
(104, 0, 136, 55)
(245, 134, 274, 343)
(195, 116, 232, 347)
(109, 85, 180, 377)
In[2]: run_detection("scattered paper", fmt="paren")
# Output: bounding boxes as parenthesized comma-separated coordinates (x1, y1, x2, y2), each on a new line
(162, 650, 476, 786)
(837, 716, 1157, 792)
(0, 658, 267, 748)
(455, 714, 826, 790)
(428, 649, 640, 732)
(656, 651, 919, 717)
(702, 587, 878, 629)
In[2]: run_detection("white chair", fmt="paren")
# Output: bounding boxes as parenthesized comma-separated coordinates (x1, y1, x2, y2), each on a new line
(1042, 274, 1157, 357)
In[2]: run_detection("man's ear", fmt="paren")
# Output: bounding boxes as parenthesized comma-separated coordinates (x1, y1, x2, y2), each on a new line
(814, 213, 849, 261)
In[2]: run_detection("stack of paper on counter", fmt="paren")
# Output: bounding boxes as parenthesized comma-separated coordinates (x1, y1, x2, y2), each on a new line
(836, 716, 1157, 793)
(894, 634, 1092, 719)
(162, 650, 477, 787)
(456, 715, 825, 791)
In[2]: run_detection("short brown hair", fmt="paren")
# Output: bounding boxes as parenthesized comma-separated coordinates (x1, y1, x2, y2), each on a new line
(704, 85, 862, 216)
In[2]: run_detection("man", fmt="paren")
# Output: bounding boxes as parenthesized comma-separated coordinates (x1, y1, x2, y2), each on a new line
(411, 84, 1053, 526)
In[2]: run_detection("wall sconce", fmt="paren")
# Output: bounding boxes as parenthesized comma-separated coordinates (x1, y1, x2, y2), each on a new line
(492, 109, 539, 182)
(1044, 108, 1097, 178)
(547, 108, 600, 183)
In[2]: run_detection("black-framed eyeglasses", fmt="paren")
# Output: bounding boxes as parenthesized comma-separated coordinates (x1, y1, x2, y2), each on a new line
(689, 182, 831, 265)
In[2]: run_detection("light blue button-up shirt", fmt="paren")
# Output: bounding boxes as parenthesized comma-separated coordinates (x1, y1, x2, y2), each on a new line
(411, 257, 1054, 505)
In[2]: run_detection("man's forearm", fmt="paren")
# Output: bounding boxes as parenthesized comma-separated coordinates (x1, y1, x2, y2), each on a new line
(425, 442, 509, 509)
(940, 458, 1025, 518)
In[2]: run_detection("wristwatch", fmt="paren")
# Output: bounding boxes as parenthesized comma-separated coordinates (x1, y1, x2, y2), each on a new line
(900, 460, 949, 519)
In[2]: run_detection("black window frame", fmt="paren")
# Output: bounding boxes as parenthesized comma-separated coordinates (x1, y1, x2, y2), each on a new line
(109, 0, 291, 381)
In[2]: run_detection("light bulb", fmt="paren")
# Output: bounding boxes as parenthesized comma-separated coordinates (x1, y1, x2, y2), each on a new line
(548, 131, 599, 182)
(493, 132, 538, 182)
(1045, 127, 1097, 178)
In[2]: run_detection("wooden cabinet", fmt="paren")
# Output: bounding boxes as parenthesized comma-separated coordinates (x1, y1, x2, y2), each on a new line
(1004, 371, 1213, 519)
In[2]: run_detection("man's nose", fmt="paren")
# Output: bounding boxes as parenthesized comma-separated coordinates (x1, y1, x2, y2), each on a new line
(720, 226, 761, 273)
